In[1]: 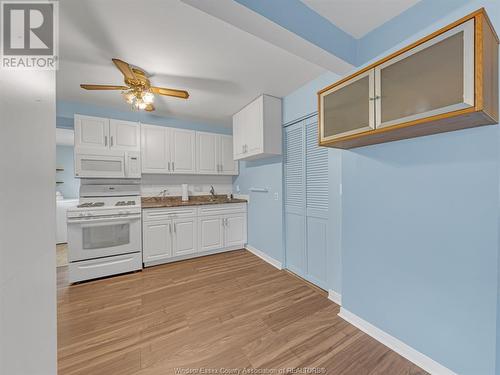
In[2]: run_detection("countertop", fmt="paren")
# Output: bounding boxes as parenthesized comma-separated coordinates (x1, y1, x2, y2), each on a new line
(141, 195, 247, 209)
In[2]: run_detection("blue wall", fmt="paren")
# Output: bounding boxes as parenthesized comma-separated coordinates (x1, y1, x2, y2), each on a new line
(277, 1, 500, 373)
(340, 1, 500, 374)
(233, 157, 284, 262)
(57, 100, 231, 134)
(56, 145, 79, 198)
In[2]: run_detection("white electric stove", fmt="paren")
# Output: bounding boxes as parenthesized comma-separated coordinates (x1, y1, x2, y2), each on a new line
(67, 184, 142, 283)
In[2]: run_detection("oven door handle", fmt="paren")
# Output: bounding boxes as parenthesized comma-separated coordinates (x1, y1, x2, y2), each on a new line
(67, 214, 141, 224)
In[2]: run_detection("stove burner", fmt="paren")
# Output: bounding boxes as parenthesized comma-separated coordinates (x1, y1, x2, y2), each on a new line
(77, 202, 105, 208)
(115, 200, 136, 206)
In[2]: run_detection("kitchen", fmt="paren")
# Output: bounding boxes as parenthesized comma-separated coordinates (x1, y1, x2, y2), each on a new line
(2, 1, 500, 375)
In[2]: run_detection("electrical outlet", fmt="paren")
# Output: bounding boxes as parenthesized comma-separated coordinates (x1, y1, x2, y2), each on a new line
(274, 192, 279, 201)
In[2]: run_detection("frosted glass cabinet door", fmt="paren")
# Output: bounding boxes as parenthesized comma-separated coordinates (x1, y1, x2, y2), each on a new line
(375, 19, 474, 128)
(320, 70, 375, 140)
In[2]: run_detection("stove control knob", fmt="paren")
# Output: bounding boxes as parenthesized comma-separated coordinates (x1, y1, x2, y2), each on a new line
(79, 213, 84, 217)
(86, 212, 92, 217)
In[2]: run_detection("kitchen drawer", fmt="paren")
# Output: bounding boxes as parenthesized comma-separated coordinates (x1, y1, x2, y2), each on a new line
(197, 203, 247, 217)
(69, 252, 142, 283)
(143, 207, 196, 221)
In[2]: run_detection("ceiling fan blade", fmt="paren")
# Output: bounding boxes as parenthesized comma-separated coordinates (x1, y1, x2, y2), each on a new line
(80, 84, 128, 90)
(144, 104, 155, 112)
(112, 58, 137, 81)
(151, 86, 189, 99)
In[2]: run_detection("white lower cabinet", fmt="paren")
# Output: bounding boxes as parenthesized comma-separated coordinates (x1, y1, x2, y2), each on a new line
(224, 213, 246, 247)
(198, 216, 224, 252)
(172, 217, 197, 256)
(143, 220, 173, 263)
(143, 203, 247, 266)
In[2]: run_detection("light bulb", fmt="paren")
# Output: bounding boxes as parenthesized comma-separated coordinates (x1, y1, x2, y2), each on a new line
(123, 91, 135, 104)
(142, 91, 154, 104)
(136, 100, 147, 110)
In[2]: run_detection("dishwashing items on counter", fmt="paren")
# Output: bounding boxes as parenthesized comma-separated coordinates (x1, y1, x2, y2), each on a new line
(182, 184, 189, 201)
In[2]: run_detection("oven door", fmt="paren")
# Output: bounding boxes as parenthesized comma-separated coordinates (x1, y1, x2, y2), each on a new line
(67, 214, 141, 262)
(75, 153, 126, 178)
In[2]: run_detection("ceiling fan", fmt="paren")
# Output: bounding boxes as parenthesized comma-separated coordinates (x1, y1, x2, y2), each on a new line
(80, 58, 189, 112)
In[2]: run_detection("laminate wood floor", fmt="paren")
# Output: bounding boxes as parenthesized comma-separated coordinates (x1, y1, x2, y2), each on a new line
(58, 249, 427, 375)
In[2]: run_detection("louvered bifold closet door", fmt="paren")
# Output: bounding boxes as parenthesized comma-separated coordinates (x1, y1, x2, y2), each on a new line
(284, 121, 306, 276)
(305, 115, 328, 289)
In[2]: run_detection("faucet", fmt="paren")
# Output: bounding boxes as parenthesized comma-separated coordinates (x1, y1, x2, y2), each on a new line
(209, 185, 215, 199)
(160, 189, 168, 199)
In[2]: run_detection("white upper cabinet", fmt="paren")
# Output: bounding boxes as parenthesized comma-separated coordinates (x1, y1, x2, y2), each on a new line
(141, 124, 207, 175)
(75, 115, 140, 153)
(196, 132, 239, 175)
(74, 115, 110, 150)
(219, 134, 238, 175)
(232, 94, 282, 161)
(196, 132, 218, 175)
(141, 124, 170, 174)
(109, 119, 140, 151)
(171, 129, 196, 174)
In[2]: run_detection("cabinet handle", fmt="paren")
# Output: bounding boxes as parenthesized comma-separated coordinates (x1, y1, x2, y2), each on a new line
(172, 162, 175, 171)
(110, 136, 114, 147)
(104, 136, 108, 147)
(169, 223, 172, 234)
(173, 223, 176, 233)
(168, 161, 171, 171)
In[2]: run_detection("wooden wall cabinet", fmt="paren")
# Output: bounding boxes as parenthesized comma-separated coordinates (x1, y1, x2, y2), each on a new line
(318, 9, 499, 149)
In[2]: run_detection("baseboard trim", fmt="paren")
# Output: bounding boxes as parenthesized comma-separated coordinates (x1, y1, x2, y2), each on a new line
(245, 245, 282, 270)
(328, 289, 342, 305)
(338, 308, 457, 375)
(144, 246, 243, 268)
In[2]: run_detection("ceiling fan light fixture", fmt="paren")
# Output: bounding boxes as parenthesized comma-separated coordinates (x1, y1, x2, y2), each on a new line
(123, 91, 135, 104)
(142, 91, 154, 104)
(135, 99, 147, 110)
(81, 59, 189, 113)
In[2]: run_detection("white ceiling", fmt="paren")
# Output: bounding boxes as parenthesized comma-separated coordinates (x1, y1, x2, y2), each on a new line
(57, 0, 325, 127)
(301, 0, 421, 39)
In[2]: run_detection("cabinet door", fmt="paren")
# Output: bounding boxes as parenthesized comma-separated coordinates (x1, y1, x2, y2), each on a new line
(319, 70, 375, 141)
(143, 220, 172, 263)
(109, 119, 140, 151)
(224, 214, 247, 248)
(141, 124, 170, 174)
(376, 19, 474, 128)
(74, 115, 109, 150)
(196, 132, 218, 174)
(172, 217, 197, 256)
(171, 129, 195, 174)
(219, 135, 238, 175)
(232, 111, 245, 159)
(245, 96, 263, 154)
(198, 216, 224, 252)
